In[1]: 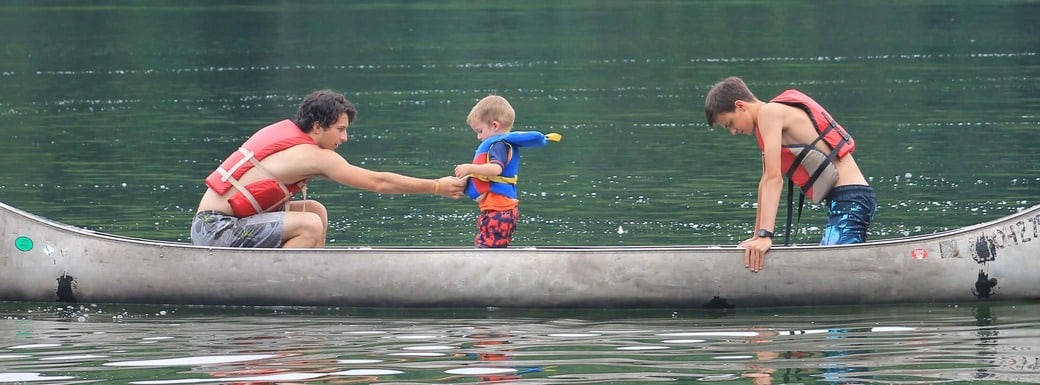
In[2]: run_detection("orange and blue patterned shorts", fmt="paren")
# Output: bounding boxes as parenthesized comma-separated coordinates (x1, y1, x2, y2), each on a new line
(475, 208, 518, 248)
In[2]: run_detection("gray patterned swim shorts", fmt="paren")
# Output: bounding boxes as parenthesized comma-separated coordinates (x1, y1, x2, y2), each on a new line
(190, 211, 285, 248)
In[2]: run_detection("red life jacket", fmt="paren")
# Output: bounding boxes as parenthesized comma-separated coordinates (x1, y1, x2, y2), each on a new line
(204, 120, 314, 216)
(756, 89, 856, 203)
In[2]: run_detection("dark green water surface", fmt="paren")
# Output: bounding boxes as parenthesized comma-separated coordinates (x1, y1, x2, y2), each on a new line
(0, 1, 1037, 247)
(0, 2, 1038, 384)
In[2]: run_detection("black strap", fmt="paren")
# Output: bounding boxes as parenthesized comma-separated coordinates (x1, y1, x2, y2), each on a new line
(782, 179, 806, 246)
(787, 122, 832, 175)
(784, 179, 794, 245)
(803, 137, 848, 194)
(779, 118, 845, 245)
(787, 121, 843, 188)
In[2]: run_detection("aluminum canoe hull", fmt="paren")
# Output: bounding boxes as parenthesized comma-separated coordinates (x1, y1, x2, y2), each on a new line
(1, 201, 1038, 308)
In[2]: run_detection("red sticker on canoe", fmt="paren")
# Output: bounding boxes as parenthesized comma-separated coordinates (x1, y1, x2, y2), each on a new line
(911, 248, 928, 260)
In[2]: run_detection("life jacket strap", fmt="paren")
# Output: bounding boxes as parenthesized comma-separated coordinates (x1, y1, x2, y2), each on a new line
(225, 157, 296, 215)
(248, 157, 294, 212)
(785, 121, 848, 195)
(782, 179, 806, 246)
(781, 120, 845, 244)
(467, 141, 519, 184)
(469, 174, 519, 184)
(217, 147, 256, 182)
(224, 175, 264, 215)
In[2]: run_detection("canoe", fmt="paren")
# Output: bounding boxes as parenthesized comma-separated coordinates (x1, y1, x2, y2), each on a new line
(1, 200, 1038, 308)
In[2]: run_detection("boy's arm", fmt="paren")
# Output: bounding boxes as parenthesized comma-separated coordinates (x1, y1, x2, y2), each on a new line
(315, 148, 463, 198)
(742, 103, 786, 272)
(454, 142, 508, 178)
(755, 104, 786, 235)
(456, 163, 503, 178)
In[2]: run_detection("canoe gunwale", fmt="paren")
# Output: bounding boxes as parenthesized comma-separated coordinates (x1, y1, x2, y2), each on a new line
(3, 200, 1035, 253)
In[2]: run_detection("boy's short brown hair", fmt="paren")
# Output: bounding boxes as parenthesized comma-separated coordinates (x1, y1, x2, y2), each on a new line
(467, 95, 515, 130)
(704, 77, 757, 126)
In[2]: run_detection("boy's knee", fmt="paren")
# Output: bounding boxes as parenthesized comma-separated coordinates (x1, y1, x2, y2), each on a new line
(308, 201, 328, 215)
(291, 200, 327, 215)
(302, 212, 325, 231)
(284, 213, 326, 248)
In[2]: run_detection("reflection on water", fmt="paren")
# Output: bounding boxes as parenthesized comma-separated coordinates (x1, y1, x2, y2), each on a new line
(2, 302, 1039, 384)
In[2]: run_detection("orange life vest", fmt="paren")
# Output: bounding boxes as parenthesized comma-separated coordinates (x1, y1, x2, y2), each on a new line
(204, 120, 314, 216)
(756, 89, 856, 203)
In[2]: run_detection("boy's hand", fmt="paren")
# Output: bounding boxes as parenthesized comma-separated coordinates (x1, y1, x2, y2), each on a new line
(738, 237, 773, 273)
(453, 164, 472, 179)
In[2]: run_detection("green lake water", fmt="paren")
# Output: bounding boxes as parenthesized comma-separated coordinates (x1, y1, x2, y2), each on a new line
(0, 0, 1036, 247)
(0, 1, 1038, 383)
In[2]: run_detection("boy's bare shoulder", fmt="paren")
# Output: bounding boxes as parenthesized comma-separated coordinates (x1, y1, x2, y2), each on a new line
(757, 101, 793, 123)
(267, 143, 342, 175)
(766, 102, 818, 138)
(761, 100, 799, 115)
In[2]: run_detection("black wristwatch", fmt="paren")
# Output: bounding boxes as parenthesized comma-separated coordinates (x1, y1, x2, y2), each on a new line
(756, 228, 774, 238)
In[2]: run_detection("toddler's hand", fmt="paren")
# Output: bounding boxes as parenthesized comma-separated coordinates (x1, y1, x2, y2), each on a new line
(454, 164, 469, 179)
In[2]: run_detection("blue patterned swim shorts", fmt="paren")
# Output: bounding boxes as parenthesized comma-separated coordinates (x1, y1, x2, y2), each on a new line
(820, 185, 877, 245)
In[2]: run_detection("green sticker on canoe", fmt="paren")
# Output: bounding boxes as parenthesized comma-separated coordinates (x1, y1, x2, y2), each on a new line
(15, 236, 33, 252)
